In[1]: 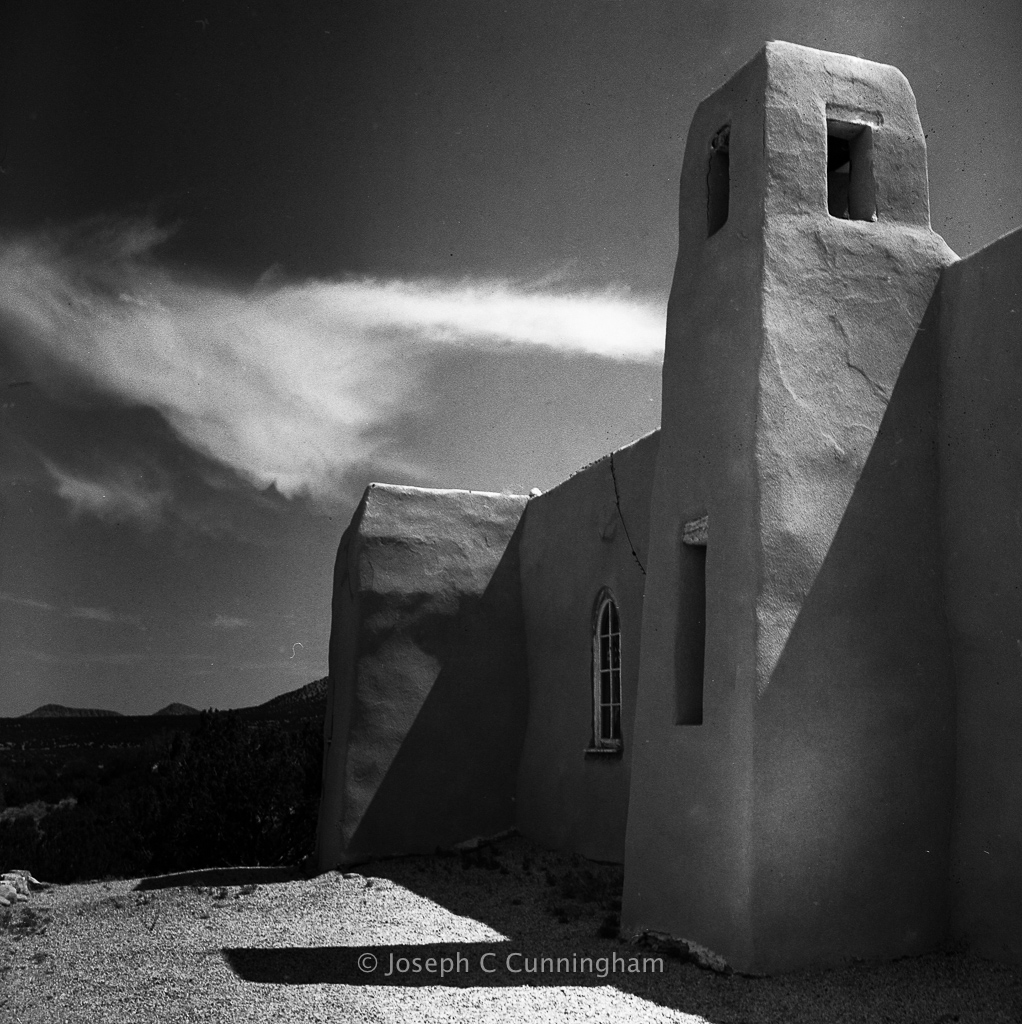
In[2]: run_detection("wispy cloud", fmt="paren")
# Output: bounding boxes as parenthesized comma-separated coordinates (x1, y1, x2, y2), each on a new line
(211, 614, 252, 630)
(13, 647, 145, 667)
(0, 216, 664, 504)
(69, 605, 143, 626)
(42, 457, 169, 529)
(0, 590, 58, 612)
(0, 589, 143, 626)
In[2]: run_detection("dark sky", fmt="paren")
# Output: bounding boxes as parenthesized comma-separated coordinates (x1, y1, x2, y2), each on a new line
(2, 1, 1020, 715)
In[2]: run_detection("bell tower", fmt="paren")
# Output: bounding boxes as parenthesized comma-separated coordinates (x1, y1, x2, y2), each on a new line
(623, 42, 957, 973)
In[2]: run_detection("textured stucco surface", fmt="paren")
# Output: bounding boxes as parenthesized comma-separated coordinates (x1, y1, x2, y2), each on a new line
(623, 42, 958, 974)
(937, 228, 1022, 963)
(623, 47, 768, 970)
(516, 430, 659, 863)
(312, 42, 1022, 977)
(316, 485, 529, 869)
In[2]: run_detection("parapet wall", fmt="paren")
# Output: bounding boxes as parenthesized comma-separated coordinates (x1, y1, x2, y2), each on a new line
(316, 484, 529, 868)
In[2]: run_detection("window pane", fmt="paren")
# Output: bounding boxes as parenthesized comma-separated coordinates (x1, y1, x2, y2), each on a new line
(594, 594, 623, 747)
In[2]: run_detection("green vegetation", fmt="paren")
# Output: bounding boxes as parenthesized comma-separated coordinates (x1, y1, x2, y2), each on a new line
(0, 709, 323, 882)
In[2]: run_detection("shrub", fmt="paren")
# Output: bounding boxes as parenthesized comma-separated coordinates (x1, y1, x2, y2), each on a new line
(144, 712, 322, 874)
(0, 710, 323, 882)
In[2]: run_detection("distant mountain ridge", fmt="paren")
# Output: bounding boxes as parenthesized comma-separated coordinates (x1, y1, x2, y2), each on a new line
(153, 703, 200, 716)
(256, 677, 328, 710)
(22, 705, 124, 719)
(20, 679, 328, 719)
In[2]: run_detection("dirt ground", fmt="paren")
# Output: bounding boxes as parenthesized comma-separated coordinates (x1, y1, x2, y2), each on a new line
(2, 835, 1020, 1023)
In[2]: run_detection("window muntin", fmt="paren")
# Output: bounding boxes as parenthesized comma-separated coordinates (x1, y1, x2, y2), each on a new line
(592, 593, 622, 750)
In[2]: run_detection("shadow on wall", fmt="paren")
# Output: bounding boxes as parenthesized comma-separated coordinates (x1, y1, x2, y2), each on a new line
(344, 515, 530, 860)
(750, 293, 957, 968)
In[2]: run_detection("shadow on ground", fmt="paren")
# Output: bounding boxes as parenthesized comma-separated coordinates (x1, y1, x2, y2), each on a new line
(224, 942, 670, 987)
(134, 865, 303, 891)
(218, 835, 1022, 1023)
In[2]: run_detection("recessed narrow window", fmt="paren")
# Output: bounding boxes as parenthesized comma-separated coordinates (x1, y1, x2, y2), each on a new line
(827, 121, 876, 221)
(676, 516, 707, 725)
(707, 125, 730, 236)
(591, 592, 622, 751)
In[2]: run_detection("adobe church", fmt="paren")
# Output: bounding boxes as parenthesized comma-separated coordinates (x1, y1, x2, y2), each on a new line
(316, 42, 1022, 974)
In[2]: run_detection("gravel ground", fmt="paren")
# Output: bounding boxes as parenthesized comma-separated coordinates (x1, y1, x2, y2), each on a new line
(2, 835, 1020, 1023)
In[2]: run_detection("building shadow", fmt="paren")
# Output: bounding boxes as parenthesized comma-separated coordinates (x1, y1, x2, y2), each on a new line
(223, 940, 665, 987)
(223, 838, 713, 997)
(134, 865, 303, 891)
(218, 834, 1022, 1022)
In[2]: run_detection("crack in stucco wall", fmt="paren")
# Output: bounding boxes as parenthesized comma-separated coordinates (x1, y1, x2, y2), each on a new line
(843, 354, 892, 403)
(830, 314, 893, 403)
(762, 322, 887, 456)
(609, 452, 646, 576)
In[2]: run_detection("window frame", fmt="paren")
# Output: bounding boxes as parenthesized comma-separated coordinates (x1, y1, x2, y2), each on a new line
(588, 589, 623, 754)
(826, 118, 877, 222)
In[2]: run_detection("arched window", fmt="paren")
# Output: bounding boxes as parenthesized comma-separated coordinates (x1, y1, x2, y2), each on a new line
(592, 592, 622, 751)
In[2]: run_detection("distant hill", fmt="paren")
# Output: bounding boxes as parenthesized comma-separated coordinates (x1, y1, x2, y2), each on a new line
(257, 677, 328, 711)
(153, 703, 200, 716)
(22, 704, 123, 719)
(15, 680, 328, 721)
